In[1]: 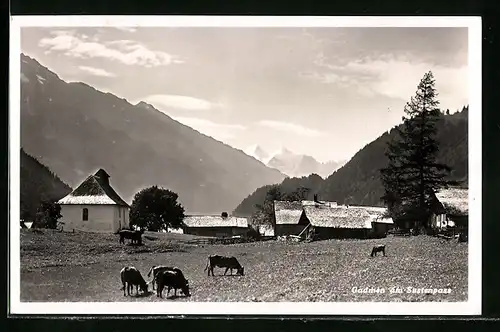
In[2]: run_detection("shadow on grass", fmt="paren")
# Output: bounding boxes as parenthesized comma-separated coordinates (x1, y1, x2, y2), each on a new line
(137, 291, 154, 298)
(126, 242, 145, 247)
(123, 291, 153, 298)
(163, 294, 191, 300)
(208, 273, 244, 277)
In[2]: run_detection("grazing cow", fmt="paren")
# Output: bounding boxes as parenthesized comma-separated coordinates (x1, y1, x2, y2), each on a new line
(120, 266, 149, 296)
(204, 255, 244, 276)
(370, 245, 386, 257)
(119, 229, 143, 245)
(147, 265, 184, 290)
(156, 268, 190, 298)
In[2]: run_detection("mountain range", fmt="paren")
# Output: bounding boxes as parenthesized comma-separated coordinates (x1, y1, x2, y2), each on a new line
(244, 145, 346, 178)
(234, 106, 469, 217)
(20, 54, 286, 214)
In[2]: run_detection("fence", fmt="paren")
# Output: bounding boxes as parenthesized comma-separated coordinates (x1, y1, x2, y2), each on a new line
(388, 229, 411, 237)
(186, 235, 277, 246)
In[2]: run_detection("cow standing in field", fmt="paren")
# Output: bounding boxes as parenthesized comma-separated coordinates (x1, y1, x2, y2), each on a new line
(370, 245, 386, 257)
(204, 255, 244, 276)
(156, 268, 191, 298)
(120, 266, 149, 296)
(119, 229, 143, 245)
(147, 265, 184, 290)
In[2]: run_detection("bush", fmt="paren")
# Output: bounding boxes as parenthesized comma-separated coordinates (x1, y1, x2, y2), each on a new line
(246, 227, 261, 241)
(33, 201, 62, 229)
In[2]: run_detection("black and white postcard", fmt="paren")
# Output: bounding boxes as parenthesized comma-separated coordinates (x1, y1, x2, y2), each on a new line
(9, 15, 482, 316)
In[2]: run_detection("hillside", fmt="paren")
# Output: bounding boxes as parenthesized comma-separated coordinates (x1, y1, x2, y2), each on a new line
(233, 174, 325, 217)
(20, 148, 72, 221)
(20, 54, 286, 214)
(233, 106, 468, 216)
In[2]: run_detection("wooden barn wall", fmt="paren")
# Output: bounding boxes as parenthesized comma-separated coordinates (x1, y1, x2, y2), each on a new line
(275, 224, 307, 236)
(184, 226, 248, 237)
(371, 222, 394, 236)
(450, 215, 468, 229)
(313, 227, 370, 240)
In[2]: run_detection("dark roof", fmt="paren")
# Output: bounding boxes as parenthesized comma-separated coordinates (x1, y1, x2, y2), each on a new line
(58, 168, 129, 206)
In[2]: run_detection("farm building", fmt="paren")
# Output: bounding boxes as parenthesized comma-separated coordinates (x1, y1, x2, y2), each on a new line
(257, 224, 275, 236)
(430, 187, 468, 230)
(57, 169, 130, 233)
(182, 214, 249, 237)
(302, 205, 374, 240)
(371, 216, 395, 236)
(166, 227, 184, 234)
(273, 198, 392, 239)
(20, 219, 33, 229)
(394, 217, 419, 231)
(358, 206, 395, 237)
(302, 197, 337, 208)
(273, 200, 309, 236)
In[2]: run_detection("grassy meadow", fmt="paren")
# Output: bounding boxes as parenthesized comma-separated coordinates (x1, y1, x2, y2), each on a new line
(20, 229, 468, 302)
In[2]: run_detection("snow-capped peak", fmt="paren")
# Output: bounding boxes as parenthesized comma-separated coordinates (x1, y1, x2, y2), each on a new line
(244, 143, 347, 178)
(244, 144, 270, 163)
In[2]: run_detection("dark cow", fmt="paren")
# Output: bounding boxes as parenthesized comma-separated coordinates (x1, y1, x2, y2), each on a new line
(204, 255, 244, 276)
(156, 268, 191, 298)
(120, 266, 149, 296)
(119, 229, 143, 245)
(147, 265, 183, 290)
(370, 244, 386, 257)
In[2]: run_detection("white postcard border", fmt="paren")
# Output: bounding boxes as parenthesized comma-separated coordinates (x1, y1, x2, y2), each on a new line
(9, 15, 482, 316)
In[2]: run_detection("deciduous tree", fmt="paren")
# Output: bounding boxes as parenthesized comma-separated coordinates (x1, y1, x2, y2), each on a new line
(129, 186, 185, 232)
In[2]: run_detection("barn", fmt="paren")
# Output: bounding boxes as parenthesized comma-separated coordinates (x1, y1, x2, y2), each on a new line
(371, 216, 395, 236)
(257, 224, 275, 237)
(303, 205, 373, 240)
(359, 206, 395, 237)
(182, 214, 249, 237)
(302, 198, 337, 208)
(431, 187, 468, 232)
(20, 219, 33, 229)
(57, 169, 130, 233)
(273, 200, 309, 236)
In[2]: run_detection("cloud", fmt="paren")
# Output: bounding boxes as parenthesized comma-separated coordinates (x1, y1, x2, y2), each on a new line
(258, 120, 326, 137)
(104, 40, 137, 48)
(78, 65, 116, 77)
(38, 30, 180, 68)
(105, 40, 185, 64)
(142, 94, 223, 111)
(310, 55, 468, 111)
(114, 27, 137, 33)
(171, 116, 246, 140)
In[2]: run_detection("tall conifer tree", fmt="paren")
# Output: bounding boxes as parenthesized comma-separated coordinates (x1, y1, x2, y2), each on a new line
(380, 71, 454, 232)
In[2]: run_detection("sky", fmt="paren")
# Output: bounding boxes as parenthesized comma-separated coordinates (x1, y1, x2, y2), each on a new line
(20, 26, 469, 162)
